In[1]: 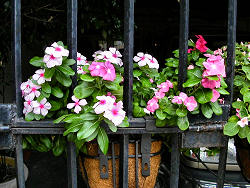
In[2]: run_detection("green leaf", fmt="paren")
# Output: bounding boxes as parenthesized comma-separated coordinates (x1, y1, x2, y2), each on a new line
(207, 76, 219, 81)
(51, 86, 64, 98)
(183, 78, 201, 87)
(228, 115, 239, 123)
(44, 67, 55, 79)
(63, 59, 76, 66)
(97, 127, 109, 155)
(232, 101, 244, 109)
(187, 67, 202, 79)
(42, 82, 51, 93)
(63, 120, 84, 136)
(74, 81, 94, 99)
(247, 133, 250, 143)
(29, 56, 44, 67)
(163, 101, 177, 115)
(220, 76, 228, 88)
(155, 119, 167, 127)
(80, 74, 95, 82)
(176, 107, 188, 117)
(156, 109, 167, 120)
(25, 112, 35, 121)
(201, 103, 213, 118)
(239, 106, 248, 118)
(234, 75, 245, 86)
(195, 58, 205, 67)
(85, 129, 99, 142)
(55, 70, 72, 87)
(238, 126, 250, 139)
(77, 121, 100, 140)
(52, 136, 65, 157)
(140, 78, 152, 88)
(177, 116, 189, 130)
(54, 114, 69, 124)
(133, 70, 142, 77)
(57, 65, 75, 76)
(49, 100, 63, 111)
(104, 81, 120, 90)
(40, 136, 52, 149)
(243, 92, 250, 103)
(242, 65, 250, 80)
(210, 101, 223, 115)
(216, 88, 229, 95)
(79, 113, 98, 121)
(223, 122, 239, 136)
(118, 117, 129, 127)
(133, 104, 146, 117)
(104, 119, 118, 132)
(195, 88, 213, 104)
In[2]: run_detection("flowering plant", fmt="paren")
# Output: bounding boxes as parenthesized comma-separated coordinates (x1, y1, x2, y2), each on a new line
(223, 42, 250, 143)
(132, 35, 229, 130)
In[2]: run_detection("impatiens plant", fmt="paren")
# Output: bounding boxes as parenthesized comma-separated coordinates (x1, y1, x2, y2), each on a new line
(132, 35, 229, 130)
(223, 42, 250, 143)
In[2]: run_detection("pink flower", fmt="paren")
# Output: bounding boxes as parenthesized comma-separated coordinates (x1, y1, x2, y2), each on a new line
(195, 35, 208, 53)
(154, 91, 165, 99)
(133, 52, 150, 67)
(93, 96, 115, 114)
(32, 98, 51, 116)
(43, 54, 63, 68)
(106, 92, 116, 100)
(188, 65, 194, 70)
(77, 52, 88, 65)
(23, 95, 34, 115)
(146, 97, 159, 113)
(157, 80, 173, 93)
(210, 89, 220, 102)
(145, 54, 159, 69)
(88, 62, 106, 77)
(67, 95, 87, 114)
(237, 117, 248, 128)
(172, 92, 188, 104)
(187, 48, 193, 53)
(203, 55, 226, 77)
(184, 96, 197, 111)
(20, 79, 33, 96)
(149, 78, 154, 83)
(102, 61, 116, 81)
(45, 42, 69, 57)
(214, 49, 223, 56)
(32, 69, 51, 85)
(236, 109, 241, 119)
(27, 83, 41, 100)
(104, 101, 126, 126)
(201, 77, 220, 89)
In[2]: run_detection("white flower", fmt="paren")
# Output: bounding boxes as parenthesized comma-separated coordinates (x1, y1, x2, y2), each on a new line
(145, 54, 159, 69)
(93, 96, 115, 114)
(77, 52, 88, 65)
(103, 101, 126, 126)
(45, 42, 69, 57)
(237, 117, 248, 128)
(43, 54, 63, 68)
(67, 95, 87, 114)
(77, 66, 86, 74)
(92, 50, 103, 60)
(27, 83, 41, 100)
(23, 95, 34, 115)
(133, 52, 150, 67)
(20, 79, 33, 96)
(144, 108, 151, 114)
(32, 69, 51, 85)
(95, 48, 123, 66)
(32, 98, 51, 116)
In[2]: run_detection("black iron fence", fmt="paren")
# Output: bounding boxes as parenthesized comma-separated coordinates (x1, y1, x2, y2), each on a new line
(0, 0, 238, 187)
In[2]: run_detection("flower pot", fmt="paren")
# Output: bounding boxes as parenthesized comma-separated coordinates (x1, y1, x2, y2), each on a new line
(234, 136, 250, 183)
(79, 140, 162, 188)
(0, 157, 29, 188)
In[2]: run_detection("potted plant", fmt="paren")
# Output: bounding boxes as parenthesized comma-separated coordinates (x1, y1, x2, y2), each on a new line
(223, 42, 250, 182)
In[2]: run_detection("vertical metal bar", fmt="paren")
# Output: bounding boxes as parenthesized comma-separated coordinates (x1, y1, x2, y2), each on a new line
(123, 0, 134, 117)
(12, 0, 22, 117)
(67, 142, 77, 188)
(15, 135, 25, 188)
(119, 134, 129, 188)
(225, 0, 237, 104)
(67, 1, 78, 187)
(135, 140, 139, 188)
(170, 134, 180, 188)
(178, 0, 189, 91)
(67, 0, 78, 87)
(112, 142, 116, 188)
(217, 136, 229, 188)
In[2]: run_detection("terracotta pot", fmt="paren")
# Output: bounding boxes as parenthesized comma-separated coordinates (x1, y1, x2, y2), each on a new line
(234, 136, 250, 182)
(79, 140, 162, 188)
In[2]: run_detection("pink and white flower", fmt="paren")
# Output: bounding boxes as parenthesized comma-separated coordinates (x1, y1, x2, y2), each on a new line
(45, 42, 69, 57)
(157, 80, 173, 93)
(20, 79, 33, 95)
(77, 52, 88, 65)
(67, 95, 87, 114)
(104, 47, 123, 66)
(93, 96, 115, 114)
(32, 98, 51, 116)
(133, 52, 150, 67)
(32, 69, 51, 85)
(146, 97, 159, 113)
(77, 66, 86, 74)
(27, 83, 41, 100)
(43, 54, 63, 68)
(88, 62, 106, 77)
(23, 95, 34, 115)
(172, 92, 188, 104)
(92, 50, 103, 60)
(188, 65, 194, 70)
(237, 117, 248, 128)
(184, 96, 197, 111)
(154, 91, 165, 99)
(145, 54, 159, 69)
(104, 101, 126, 126)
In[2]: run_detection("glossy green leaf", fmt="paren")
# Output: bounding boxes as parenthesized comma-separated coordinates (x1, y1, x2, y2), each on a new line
(177, 116, 189, 130)
(223, 122, 239, 136)
(44, 67, 55, 79)
(201, 103, 213, 118)
(210, 101, 223, 115)
(51, 86, 64, 98)
(55, 70, 72, 87)
(29, 56, 44, 67)
(57, 65, 75, 76)
(195, 88, 213, 104)
(77, 121, 99, 140)
(74, 81, 94, 99)
(97, 127, 109, 155)
(80, 74, 95, 82)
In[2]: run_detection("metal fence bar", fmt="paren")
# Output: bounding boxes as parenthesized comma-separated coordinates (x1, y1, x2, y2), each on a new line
(67, 0, 78, 187)
(226, 0, 237, 104)
(12, 0, 22, 117)
(170, 133, 180, 188)
(123, 0, 134, 117)
(15, 135, 25, 188)
(178, 0, 189, 91)
(119, 134, 129, 188)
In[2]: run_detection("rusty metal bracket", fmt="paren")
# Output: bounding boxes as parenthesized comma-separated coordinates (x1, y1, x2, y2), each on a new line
(98, 147, 109, 179)
(141, 134, 151, 176)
